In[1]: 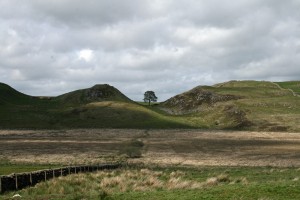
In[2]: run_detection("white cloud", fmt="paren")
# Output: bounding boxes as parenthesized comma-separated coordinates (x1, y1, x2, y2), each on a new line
(78, 49, 94, 62)
(11, 69, 26, 81)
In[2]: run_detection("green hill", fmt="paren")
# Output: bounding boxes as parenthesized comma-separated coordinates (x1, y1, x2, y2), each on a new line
(159, 80, 300, 131)
(52, 84, 188, 128)
(56, 84, 133, 105)
(0, 81, 300, 131)
(275, 81, 300, 96)
(160, 85, 241, 115)
(0, 83, 188, 129)
(0, 83, 38, 105)
(0, 83, 60, 128)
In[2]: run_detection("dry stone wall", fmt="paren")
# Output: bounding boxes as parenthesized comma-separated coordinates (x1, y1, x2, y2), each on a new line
(0, 163, 121, 194)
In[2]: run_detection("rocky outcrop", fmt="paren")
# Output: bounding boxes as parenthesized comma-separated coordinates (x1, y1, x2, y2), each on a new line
(57, 84, 132, 105)
(223, 105, 252, 128)
(160, 86, 241, 115)
(85, 84, 117, 101)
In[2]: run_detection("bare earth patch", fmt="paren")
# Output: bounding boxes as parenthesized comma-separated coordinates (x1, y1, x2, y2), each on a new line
(0, 129, 300, 167)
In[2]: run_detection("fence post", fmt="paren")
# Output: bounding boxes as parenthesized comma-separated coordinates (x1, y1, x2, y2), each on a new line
(68, 167, 70, 175)
(30, 173, 32, 185)
(60, 168, 63, 176)
(0, 176, 2, 193)
(75, 166, 77, 174)
(53, 170, 55, 178)
(15, 174, 18, 190)
(44, 171, 47, 181)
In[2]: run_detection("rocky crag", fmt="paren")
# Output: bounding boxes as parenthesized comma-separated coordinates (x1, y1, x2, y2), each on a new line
(160, 86, 241, 115)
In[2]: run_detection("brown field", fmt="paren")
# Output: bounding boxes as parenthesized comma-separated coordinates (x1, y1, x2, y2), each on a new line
(0, 129, 300, 167)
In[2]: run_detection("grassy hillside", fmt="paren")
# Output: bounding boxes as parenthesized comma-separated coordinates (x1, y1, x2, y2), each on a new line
(1, 81, 300, 131)
(0, 83, 61, 128)
(0, 83, 189, 129)
(54, 101, 189, 129)
(0, 83, 39, 105)
(160, 80, 300, 131)
(211, 81, 300, 131)
(275, 81, 300, 96)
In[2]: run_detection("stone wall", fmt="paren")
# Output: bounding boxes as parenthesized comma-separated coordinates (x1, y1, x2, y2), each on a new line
(0, 163, 121, 194)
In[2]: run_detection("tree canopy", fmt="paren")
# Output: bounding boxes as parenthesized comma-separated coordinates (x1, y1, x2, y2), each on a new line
(143, 91, 157, 106)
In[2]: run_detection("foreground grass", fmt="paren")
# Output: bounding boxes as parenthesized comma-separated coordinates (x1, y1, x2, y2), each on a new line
(2, 166, 300, 199)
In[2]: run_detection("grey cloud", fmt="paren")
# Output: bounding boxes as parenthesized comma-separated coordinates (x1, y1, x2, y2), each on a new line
(30, 0, 161, 28)
(0, 0, 300, 100)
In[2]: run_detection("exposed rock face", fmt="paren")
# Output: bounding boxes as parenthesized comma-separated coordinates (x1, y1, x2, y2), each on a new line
(57, 84, 132, 105)
(223, 105, 252, 128)
(85, 84, 116, 101)
(160, 86, 241, 115)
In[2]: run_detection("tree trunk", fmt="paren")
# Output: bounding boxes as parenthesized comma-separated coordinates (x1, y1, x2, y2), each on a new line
(148, 99, 150, 106)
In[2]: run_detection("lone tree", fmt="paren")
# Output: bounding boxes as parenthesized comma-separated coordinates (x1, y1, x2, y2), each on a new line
(143, 91, 157, 106)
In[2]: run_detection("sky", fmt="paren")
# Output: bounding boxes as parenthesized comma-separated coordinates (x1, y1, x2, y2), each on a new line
(1, 0, 300, 101)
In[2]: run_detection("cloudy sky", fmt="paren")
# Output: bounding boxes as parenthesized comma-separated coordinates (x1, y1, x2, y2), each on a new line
(1, 0, 300, 101)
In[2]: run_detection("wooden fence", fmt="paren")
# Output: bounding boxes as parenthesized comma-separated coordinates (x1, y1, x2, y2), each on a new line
(0, 163, 121, 194)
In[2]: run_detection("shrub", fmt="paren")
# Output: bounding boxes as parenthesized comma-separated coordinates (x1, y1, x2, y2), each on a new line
(130, 139, 144, 148)
(120, 146, 142, 158)
(119, 139, 144, 158)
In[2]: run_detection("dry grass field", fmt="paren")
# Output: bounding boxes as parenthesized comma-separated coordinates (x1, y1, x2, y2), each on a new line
(1, 129, 300, 167)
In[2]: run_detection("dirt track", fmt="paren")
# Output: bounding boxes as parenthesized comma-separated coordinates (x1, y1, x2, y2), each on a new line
(0, 129, 300, 167)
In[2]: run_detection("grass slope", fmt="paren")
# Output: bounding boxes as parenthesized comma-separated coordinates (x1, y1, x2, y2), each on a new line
(275, 81, 300, 96)
(55, 101, 189, 128)
(0, 83, 61, 128)
(160, 80, 300, 131)
(211, 81, 300, 131)
(0, 83, 189, 129)
(0, 83, 38, 105)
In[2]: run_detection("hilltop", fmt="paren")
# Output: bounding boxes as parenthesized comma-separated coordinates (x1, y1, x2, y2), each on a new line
(56, 84, 132, 105)
(0, 83, 38, 105)
(0, 80, 300, 131)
